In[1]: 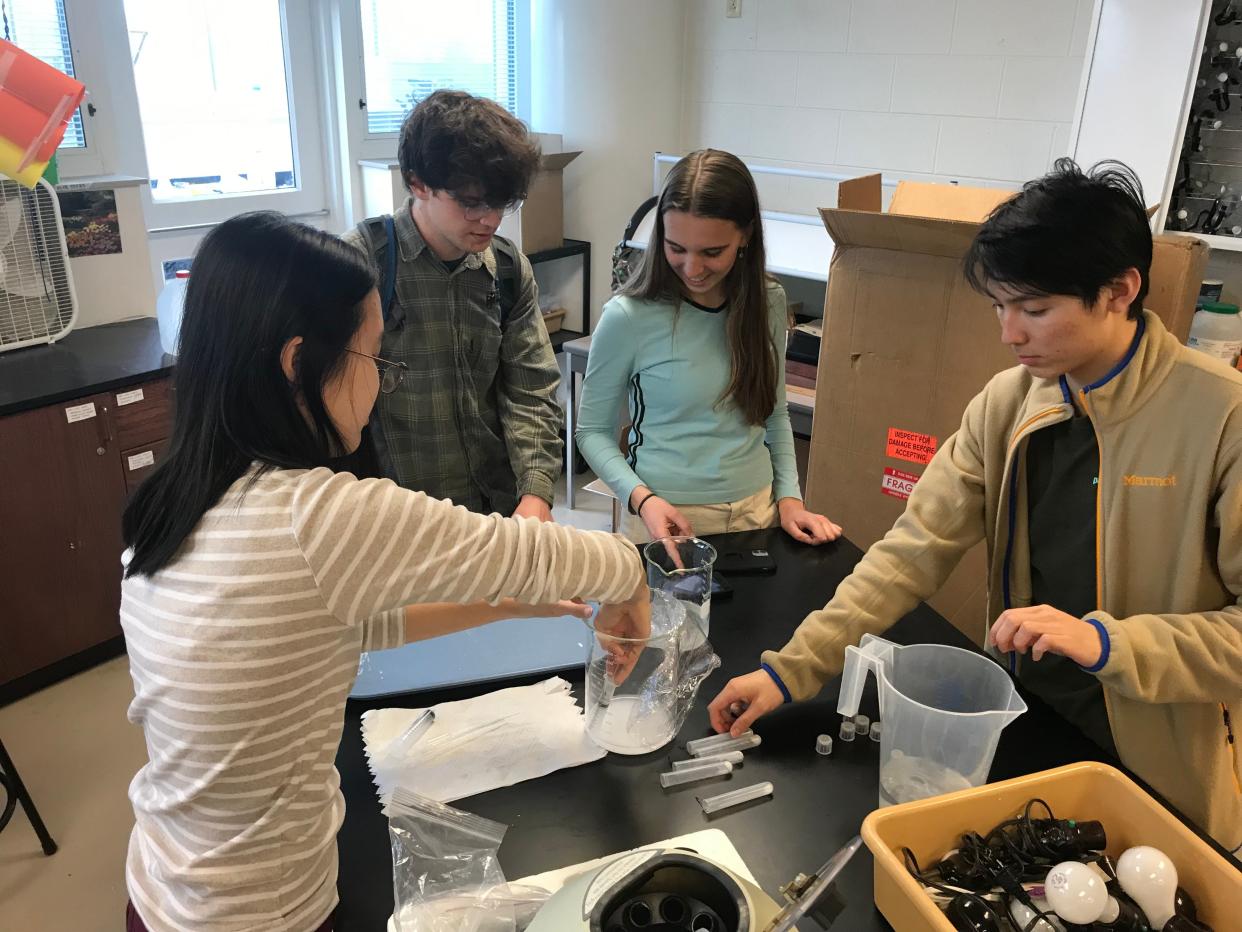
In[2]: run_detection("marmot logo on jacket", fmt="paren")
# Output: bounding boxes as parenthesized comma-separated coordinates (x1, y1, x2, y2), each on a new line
(1123, 474, 1177, 487)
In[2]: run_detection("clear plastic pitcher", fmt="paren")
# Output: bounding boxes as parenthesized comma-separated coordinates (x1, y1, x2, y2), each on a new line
(584, 590, 720, 755)
(643, 537, 717, 649)
(837, 634, 1027, 807)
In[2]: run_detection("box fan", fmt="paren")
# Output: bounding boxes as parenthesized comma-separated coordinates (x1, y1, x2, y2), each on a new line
(0, 176, 77, 352)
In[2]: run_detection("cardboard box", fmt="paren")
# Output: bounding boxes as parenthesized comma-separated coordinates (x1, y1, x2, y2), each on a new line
(497, 138, 580, 255)
(806, 179, 1209, 641)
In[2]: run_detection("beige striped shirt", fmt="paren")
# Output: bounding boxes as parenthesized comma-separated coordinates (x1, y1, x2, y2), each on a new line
(120, 466, 641, 931)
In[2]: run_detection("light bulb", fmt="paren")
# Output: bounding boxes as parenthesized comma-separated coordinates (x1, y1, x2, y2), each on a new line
(1232, 225, 1241, 235)
(1221, 42, 1230, 52)
(1116, 846, 1178, 929)
(1009, 896, 1065, 932)
(1198, 78, 1208, 88)
(1214, 119, 1225, 128)
(1218, 71, 1230, 82)
(1044, 861, 1119, 924)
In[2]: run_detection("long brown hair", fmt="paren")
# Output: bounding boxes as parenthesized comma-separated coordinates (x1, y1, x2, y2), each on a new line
(621, 149, 776, 426)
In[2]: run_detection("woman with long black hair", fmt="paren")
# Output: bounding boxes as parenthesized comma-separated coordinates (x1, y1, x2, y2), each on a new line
(119, 212, 646, 932)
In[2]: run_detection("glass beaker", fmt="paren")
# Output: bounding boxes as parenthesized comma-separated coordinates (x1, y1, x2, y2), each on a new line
(837, 634, 1027, 807)
(584, 590, 720, 755)
(643, 536, 717, 649)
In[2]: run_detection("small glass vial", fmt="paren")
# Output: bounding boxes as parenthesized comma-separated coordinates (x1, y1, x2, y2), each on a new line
(816, 734, 833, 756)
(839, 719, 856, 742)
(870, 722, 883, 743)
(853, 714, 870, 737)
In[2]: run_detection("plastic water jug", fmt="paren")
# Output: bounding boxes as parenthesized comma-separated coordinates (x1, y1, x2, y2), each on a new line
(837, 634, 1027, 806)
(156, 269, 190, 356)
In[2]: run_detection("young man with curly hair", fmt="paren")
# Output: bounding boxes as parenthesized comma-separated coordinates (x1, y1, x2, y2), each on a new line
(344, 90, 563, 520)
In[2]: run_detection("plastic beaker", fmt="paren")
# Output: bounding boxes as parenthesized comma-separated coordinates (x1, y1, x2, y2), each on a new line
(837, 634, 1027, 807)
(643, 536, 717, 649)
(584, 590, 719, 755)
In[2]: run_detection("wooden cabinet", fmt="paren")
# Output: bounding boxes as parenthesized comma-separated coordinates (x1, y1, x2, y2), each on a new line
(0, 376, 173, 690)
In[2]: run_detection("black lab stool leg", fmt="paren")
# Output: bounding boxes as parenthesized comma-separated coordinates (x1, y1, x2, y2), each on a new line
(0, 738, 58, 855)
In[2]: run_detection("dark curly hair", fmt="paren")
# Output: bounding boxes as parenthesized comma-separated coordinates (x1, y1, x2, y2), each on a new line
(963, 158, 1152, 320)
(397, 90, 541, 208)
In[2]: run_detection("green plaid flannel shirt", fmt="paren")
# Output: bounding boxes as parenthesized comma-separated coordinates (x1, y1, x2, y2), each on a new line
(343, 200, 563, 515)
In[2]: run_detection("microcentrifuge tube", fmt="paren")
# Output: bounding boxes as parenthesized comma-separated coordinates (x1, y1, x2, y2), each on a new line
(660, 760, 733, 788)
(686, 729, 754, 756)
(673, 750, 744, 769)
(816, 735, 833, 756)
(869, 722, 883, 743)
(852, 714, 870, 736)
(698, 781, 774, 814)
(689, 733, 761, 757)
(839, 720, 856, 742)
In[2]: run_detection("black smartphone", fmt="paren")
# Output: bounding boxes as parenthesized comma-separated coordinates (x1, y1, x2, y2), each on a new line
(710, 573, 734, 599)
(716, 548, 777, 576)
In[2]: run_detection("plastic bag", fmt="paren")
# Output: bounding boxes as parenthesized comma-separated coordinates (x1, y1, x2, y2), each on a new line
(387, 788, 549, 931)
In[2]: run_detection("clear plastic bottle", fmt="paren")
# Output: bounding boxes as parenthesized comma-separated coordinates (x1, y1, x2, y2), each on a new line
(1187, 301, 1242, 367)
(157, 269, 190, 356)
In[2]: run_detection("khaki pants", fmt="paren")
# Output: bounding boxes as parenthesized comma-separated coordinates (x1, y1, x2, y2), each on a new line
(623, 485, 780, 544)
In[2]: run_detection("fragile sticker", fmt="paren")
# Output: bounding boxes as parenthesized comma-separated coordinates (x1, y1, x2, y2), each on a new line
(886, 427, 938, 465)
(881, 467, 920, 501)
(116, 388, 145, 406)
(64, 402, 96, 423)
(127, 450, 156, 471)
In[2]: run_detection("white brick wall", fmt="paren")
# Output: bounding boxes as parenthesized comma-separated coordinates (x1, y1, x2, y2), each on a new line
(680, 0, 1094, 213)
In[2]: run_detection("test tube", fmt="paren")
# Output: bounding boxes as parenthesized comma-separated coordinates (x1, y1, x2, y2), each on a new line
(853, 714, 870, 736)
(697, 781, 774, 814)
(390, 709, 435, 759)
(689, 733, 761, 757)
(839, 720, 856, 742)
(870, 722, 883, 743)
(673, 750, 743, 769)
(686, 729, 754, 756)
(660, 759, 733, 788)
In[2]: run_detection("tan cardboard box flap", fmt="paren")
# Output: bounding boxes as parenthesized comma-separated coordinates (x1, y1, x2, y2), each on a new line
(837, 173, 882, 212)
(1149, 233, 1209, 342)
(819, 208, 982, 261)
(888, 180, 1013, 222)
(539, 150, 581, 172)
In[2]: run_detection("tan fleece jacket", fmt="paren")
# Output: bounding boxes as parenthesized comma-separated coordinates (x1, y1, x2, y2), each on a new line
(764, 311, 1242, 851)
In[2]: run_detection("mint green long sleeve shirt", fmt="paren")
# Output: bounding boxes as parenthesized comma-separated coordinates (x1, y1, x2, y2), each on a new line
(576, 283, 802, 509)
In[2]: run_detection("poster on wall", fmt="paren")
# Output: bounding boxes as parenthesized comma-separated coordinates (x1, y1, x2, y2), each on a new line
(58, 189, 124, 257)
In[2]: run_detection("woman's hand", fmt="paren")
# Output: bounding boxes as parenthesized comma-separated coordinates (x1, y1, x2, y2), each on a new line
(636, 493, 693, 541)
(707, 669, 786, 736)
(777, 498, 841, 545)
(593, 580, 652, 684)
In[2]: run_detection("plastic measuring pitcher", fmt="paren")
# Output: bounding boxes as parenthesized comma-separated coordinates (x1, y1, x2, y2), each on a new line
(584, 590, 720, 755)
(837, 634, 1027, 806)
(643, 536, 717, 649)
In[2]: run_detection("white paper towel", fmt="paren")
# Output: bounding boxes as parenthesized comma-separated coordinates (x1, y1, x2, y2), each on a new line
(362, 677, 605, 803)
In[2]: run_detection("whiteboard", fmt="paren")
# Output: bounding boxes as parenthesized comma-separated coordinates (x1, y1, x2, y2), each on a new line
(627, 209, 834, 282)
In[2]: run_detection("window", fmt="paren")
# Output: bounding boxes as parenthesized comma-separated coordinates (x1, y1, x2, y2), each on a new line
(123, 0, 298, 202)
(359, 0, 518, 135)
(3, 0, 86, 149)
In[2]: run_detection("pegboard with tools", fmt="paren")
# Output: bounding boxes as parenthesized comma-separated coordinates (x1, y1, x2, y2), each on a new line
(1167, 2, 1242, 239)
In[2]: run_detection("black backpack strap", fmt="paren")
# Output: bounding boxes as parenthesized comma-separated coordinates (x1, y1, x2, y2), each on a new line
(490, 234, 520, 329)
(356, 216, 402, 328)
(382, 216, 397, 323)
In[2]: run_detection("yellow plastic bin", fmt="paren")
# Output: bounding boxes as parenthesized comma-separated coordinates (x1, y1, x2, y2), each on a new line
(861, 761, 1241, 931)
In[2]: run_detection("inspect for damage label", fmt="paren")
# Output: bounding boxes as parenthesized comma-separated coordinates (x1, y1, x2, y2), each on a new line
(886, 427, 938, 465)
(881, 467, 920, 500)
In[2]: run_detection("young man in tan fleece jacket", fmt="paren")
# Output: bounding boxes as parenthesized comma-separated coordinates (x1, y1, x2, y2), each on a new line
(708, 159, 1242, 854)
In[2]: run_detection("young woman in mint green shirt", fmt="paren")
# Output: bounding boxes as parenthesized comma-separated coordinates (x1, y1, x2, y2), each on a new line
(576, 149, 841, 545)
